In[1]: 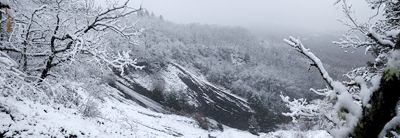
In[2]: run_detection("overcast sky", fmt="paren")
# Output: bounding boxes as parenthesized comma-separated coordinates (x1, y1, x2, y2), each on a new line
(126, 0, 378, 32)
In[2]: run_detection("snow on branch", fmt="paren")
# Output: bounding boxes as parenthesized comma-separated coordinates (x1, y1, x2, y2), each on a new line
(0, 51, 17, 68)
(283, 36, 334, 89)
(90, 50, 144, 76)
(281, 0, 399, 137)
(333, 1, 371, 51)
(83, 0, 142, 34)
(3, 0, 144, 81)
(379, 115, 400, 137)
(333, 0, 398, 71)
(368, 25, 395, 48)
(280, 93, 329, 123)
(282, 36, 369, 137)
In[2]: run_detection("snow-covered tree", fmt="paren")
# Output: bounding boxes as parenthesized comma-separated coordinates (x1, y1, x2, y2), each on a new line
(280, 0, 400, 137)
(0, 0, 143, 83)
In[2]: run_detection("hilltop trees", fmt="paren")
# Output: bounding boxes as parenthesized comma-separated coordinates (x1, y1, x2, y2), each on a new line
(281, 0, 400, 137)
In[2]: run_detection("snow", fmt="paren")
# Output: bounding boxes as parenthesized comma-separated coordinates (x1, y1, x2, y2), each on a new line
(214, 129, 257, 138)
(127, 73, 154, 90)
(386, 29, 400, 38)
(1, 85, 261, 138)
(261, 130, 333, 138)
(170, 63, 250, 108)
(355, 75, 381, 107)
(333, 81, 361, 116)
(130, 62, 250, 110)
(327, 80, 362, 138)
(1, 96, 133, 138)
(161, 64, 189, 93)
(0, 0, 10, 6)
(283, 36, 374, 137)
(379, 116, 400, 138)
(377, 50, 400, 137)
(387, 50, 400, 71)
(365, 46, 371, 55)
(115, 81, 166, 113)
(369, 26, 395, 48)
(0, 51, 18, 67)
(280, 94, 319, 123)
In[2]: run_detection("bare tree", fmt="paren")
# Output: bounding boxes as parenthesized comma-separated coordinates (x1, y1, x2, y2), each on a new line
(0, 0, 143, 82)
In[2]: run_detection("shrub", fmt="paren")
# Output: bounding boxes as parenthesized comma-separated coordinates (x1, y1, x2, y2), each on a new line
(217, 123, 224, 131)
(81, 99, 101, 118)
(194, 113, 208, 130)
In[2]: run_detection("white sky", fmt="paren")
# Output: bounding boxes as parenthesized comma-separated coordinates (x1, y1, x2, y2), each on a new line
(126, 0, 378, 32)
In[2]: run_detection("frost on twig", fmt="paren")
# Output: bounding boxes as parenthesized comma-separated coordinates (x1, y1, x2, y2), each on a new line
(333, 0, 399, 70)
(91, 50, 144, 76)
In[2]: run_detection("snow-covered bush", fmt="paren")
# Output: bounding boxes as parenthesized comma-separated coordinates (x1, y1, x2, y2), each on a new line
(280, 0, 400, 137)
(0, 51, 48, 103)
(81, 98, 101, 118)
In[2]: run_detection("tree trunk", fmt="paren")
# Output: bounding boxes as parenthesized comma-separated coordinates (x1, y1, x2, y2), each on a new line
(353, 69, 400, 137)
(39, 55, 54, 81)
(23, 47, 27, 72)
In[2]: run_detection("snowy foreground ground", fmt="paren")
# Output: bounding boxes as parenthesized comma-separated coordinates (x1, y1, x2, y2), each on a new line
(0, 86, 332, 138)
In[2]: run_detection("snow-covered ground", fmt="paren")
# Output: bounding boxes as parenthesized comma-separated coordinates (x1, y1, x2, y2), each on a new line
(0, 84, 257, 138)
(115, 81, 166, 113)
(0, 83, 333, 138)
(261, 130, 333, 138)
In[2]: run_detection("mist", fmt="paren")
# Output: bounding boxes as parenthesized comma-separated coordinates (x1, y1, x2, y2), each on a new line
(128, 0, 378, 33)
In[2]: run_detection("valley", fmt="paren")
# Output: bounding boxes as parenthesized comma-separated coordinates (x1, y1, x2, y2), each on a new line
(0, 0, 380, 137)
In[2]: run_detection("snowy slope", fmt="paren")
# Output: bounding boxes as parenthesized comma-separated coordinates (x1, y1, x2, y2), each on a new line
(0, 93, 331, 138)
(0, 64, 333, 138)
(115, 81, 166, 113)
(261, 130, 333, 138)
(0, 85, 257, 138)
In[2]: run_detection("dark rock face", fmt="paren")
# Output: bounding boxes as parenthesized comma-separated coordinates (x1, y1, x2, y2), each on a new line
(173, 63, 252, 130)
(115, 62, 253, 130)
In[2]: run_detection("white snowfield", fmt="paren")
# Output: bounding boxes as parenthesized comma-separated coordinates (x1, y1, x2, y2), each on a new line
(0, 86, 332, 138)
(0, 84, 256, 138)
(261, 130, 333, 138)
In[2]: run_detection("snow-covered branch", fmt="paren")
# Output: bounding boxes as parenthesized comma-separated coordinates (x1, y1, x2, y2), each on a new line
(283, 36, 334, 89)
(87, 49, 144, 76)
(83, 0, 142, 36)
(280, 0, 400, 137)
(282, 35, 381, 137)
(333, 0, 399, 71)
(280, 93, 331, 123)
